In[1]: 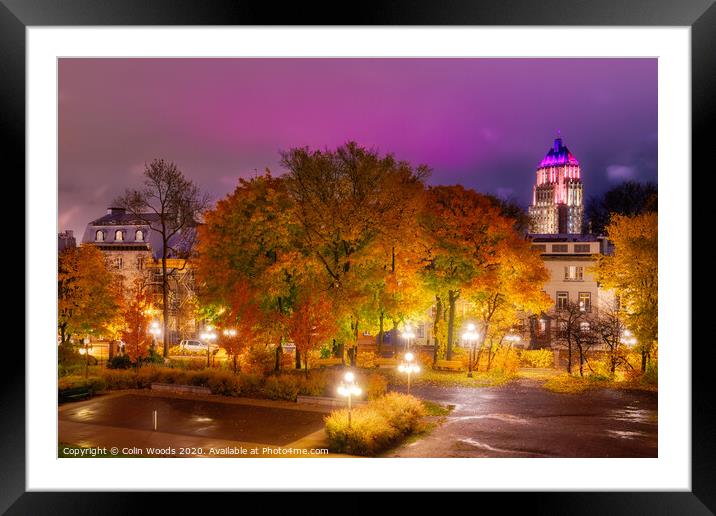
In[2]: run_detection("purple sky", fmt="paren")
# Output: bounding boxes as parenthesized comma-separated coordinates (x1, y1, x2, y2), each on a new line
(59, 58, 657, 237)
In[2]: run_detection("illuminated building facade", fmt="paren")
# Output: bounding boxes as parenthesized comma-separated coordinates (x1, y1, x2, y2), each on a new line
(528, 136, 584, 234)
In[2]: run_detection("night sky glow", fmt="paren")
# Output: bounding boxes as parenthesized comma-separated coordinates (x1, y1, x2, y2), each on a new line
(59, 58, 657, 236)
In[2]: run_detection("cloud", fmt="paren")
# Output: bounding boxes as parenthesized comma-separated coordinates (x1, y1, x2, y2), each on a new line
(606, 164, 637, 182)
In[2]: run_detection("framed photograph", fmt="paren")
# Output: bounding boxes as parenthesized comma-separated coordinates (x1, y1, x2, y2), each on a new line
(6, 0, 713, 512)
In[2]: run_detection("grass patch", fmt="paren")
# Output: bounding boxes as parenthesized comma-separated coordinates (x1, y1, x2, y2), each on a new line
(421, 400, 453, 417)
(382, 368, 515, 388)
(542, 373, 658, 394)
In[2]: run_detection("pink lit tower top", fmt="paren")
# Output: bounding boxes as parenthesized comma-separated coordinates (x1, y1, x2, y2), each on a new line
(528, 133, 584, 234)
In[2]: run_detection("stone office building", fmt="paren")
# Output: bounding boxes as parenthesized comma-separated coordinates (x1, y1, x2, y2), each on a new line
(82, 207, 198, 345)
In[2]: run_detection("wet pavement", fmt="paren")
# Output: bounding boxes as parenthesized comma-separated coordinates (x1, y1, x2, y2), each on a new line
(389, 379, 658, 458)
(60, 393, 326, 446)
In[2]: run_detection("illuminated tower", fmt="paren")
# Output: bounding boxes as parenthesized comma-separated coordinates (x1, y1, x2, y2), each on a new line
(528, 135, 584, 234)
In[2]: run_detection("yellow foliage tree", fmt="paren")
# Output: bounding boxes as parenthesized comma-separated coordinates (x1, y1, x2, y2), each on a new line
(598, 213, 658, 371)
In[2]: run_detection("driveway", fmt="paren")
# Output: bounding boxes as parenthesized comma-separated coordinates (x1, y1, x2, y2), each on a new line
(389, 378, 657, 458)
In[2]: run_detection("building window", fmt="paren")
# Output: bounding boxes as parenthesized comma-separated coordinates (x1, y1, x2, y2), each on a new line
(537, 318, 547, 336)
(417, 323, 425, 339)
(95, 230, 104, 241)
(135, 229, 144, 241)
(531, 244, 546, 252)
(115, 230, 124, 241)
(564, 265, 584, 281)
(578, 292, 592, 312)
(136, 256, 144, 271)
(556, 292, 569, 311)
(574, 244, 590, 253)
(112, 257, 123, 270)
(552, 244, 568, 253)
(556, 320, 568, 338)
(580, 321, 590, 333)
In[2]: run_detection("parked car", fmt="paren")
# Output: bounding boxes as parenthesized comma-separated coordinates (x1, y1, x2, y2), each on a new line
(179, 339, 218, 353)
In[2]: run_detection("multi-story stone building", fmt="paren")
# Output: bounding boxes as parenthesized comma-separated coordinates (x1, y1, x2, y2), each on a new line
(528, 135, 584, 234)
(526, 234, 615, 348)
(81, 207, 198, 345)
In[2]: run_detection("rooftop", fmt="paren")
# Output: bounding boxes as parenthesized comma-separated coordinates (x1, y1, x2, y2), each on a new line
(538, 137, 580, 168)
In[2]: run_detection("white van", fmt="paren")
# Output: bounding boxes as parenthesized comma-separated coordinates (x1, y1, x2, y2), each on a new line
(179, 339, 218, 352)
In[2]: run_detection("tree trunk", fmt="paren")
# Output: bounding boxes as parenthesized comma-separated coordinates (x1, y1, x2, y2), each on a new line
(161, 240, 169, 357)
(578, 347, 584, 377)
(295, 349, 302, 369)
(233, 354, 238, 374)
(274, 342, 283, 372)
(567, 339, 572, 374)
(446, 290, 458, 360)
(378, 312, 384, 356)
(433, 295, 442, 365)
(304, 355, 309, 379)
(641, 349, 647, 372)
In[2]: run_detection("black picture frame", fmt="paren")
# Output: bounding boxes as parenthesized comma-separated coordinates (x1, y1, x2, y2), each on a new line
(4, 0, 712, 512)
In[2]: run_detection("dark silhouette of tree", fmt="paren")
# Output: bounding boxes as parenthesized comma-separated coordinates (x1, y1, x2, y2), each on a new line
(116, 159, 210, 357)
(584, 181, 657, 235)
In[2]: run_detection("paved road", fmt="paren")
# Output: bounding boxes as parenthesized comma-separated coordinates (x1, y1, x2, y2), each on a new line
(60, 393, 326, 446)
(389, 379, 657, 458)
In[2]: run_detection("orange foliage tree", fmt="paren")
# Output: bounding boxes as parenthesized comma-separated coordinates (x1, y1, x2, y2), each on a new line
(121, 279, 152, 367)
(287, 292, 338, 377)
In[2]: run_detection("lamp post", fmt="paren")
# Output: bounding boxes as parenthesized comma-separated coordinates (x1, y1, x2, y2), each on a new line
(398, 352, 420, 394)
(223, 328, 237, 371)
(337, 371, 362, 427)
(149, 321, 162, 353)
(462, 323, 479, 378)
(400, 324, 416, 352)
(200, 326, 217, 367)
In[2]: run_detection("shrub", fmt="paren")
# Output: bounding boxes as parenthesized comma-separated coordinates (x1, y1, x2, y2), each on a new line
(107, 354, 133, 370)
(237, 373, 264, 396)
(206, 370, 240, 396)
(324, 408, 398, 456)
(324, 393, 425, 456)
(297, 371, 329, 397)
(357, 351, 378, 369)
(58, 375, 106, 394)
(365, 373, 388, 400)
(489, 346, 519, 375)
(264, 374, 301, 401)
(100, 369, 139, 389)
(239, 346, 275, 375)
(520, 349, 554, 369)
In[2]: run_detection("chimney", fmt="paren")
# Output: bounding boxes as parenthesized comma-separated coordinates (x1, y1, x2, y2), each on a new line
(107, 207, 126, 215)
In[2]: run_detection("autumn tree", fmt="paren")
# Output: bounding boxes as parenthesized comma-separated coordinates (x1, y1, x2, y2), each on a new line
(468, 233, 552, 373)
(597, 212, 658, 371)
(120, 279, 152, 369)
(116, 159, 210, 357)
(287, 292, 338, 377)
(58, 245, 119, 348)
(420, 186, 512, 361)
(281, 142, 429, 366)
(220, 283, 262, 374)
(195, 172, 302, 372)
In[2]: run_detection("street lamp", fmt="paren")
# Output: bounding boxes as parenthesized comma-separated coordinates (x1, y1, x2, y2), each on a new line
(397, 352, 420, 394)
(462, 323, 480, 378)
(504, 333, 522, 346)
(400, 323, 416, 352)
(337, 371, 362, 427)
(620, 329, 637, 348)
(200, 325, 218, 367)
(149, 321, 162, 352)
